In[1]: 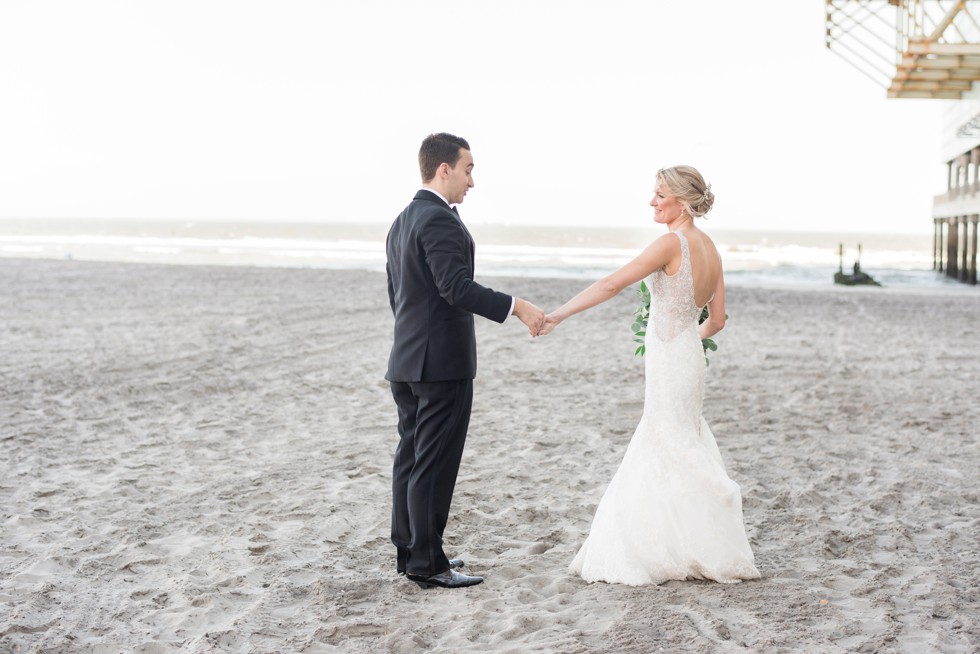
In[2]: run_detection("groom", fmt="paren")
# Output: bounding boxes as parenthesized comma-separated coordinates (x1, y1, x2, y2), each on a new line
(386, 132, 545, 589)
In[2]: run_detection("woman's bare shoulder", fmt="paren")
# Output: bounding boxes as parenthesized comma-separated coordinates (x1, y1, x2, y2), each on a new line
(645, 231, 683, 253)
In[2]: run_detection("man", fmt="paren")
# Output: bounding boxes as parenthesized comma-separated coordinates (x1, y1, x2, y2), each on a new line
(385, 133, 544, 589)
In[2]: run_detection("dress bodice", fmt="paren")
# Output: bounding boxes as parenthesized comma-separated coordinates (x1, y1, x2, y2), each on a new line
(649, 231, 701, 343)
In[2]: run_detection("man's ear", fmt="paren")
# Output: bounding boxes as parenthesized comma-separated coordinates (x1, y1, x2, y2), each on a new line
(437, 162, 450, 179)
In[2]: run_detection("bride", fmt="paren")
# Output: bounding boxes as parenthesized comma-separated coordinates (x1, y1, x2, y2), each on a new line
(539, 165, 760, 585)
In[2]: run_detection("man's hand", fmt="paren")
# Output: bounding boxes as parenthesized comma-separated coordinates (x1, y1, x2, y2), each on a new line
(536, 313, 560, 337)
(513, 297, 545, 336)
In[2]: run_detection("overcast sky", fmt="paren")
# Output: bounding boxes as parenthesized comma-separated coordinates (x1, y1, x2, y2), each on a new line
(0, 1, 947, 234)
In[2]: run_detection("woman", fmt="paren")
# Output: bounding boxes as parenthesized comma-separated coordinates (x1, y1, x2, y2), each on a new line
(540, 165, 760, 585)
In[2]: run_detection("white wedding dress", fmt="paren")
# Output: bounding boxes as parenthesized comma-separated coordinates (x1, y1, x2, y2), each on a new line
(569, 231, 761, 585)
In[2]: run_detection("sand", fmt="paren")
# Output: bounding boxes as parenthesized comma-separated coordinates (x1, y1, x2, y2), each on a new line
(1, 258, 978, 653)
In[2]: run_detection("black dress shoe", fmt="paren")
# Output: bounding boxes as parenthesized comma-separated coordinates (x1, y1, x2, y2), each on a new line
(406, 569, 484, 589)
(399, 558, 464, 575)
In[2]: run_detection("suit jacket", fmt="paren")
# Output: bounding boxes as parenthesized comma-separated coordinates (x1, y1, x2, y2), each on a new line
(386, 190, 513, 382)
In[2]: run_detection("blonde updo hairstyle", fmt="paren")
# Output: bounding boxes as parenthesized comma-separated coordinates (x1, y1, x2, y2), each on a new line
(656, 165, 714, 218)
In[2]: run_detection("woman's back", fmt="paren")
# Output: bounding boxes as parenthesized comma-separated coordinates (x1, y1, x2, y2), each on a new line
(663, 227, 721, 309)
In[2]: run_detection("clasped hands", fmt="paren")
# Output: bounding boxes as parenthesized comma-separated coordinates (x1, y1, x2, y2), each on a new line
(513, 298, 559, 337)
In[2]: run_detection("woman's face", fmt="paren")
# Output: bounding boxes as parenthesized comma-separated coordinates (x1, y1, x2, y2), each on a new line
(650, 183, 684, 225)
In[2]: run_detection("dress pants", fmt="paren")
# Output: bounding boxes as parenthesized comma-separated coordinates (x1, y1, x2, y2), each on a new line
(390, 379, 473, 577)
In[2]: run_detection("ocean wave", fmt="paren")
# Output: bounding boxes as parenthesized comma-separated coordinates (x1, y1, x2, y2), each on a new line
(0, 225, 952, 289)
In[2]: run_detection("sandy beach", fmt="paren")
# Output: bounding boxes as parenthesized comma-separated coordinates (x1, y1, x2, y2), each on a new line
(1, 258, 978, 653)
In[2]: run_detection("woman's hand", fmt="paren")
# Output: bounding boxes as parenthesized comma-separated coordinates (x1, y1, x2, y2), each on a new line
(537, 313, 562, 337)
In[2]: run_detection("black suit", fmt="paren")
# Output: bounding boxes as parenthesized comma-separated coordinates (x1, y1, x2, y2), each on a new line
(385, 189, 511, 577)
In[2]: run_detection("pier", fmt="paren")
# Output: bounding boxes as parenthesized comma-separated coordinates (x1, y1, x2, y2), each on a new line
(934, 215, 979, 285)
(934, 150, 980, 285)
(826, 1, 980, 288)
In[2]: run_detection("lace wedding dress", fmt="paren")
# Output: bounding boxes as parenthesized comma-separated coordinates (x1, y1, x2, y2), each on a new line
(569, 231, 761, 585)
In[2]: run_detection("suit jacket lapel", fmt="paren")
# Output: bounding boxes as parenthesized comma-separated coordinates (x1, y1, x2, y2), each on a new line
(451, 206, 476, 253)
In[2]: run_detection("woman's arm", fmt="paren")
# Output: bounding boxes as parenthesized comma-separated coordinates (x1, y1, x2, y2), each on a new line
(698, 266, 726, 340)
(539, 234, 679, 335)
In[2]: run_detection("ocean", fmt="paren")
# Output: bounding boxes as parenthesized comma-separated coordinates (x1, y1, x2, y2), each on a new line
(0, 218, 968, 292)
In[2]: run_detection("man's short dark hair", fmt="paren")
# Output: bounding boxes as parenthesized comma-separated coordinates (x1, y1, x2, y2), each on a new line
(419, 133, 470, 182)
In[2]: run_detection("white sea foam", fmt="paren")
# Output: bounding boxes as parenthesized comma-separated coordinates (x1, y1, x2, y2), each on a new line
(0, 219, 958, 290)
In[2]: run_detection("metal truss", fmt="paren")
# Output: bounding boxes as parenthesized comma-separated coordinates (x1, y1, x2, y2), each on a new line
(826, 0, 980, 98)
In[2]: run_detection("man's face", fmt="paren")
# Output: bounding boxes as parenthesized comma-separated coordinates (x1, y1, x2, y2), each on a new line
(445, 149, 475, 204)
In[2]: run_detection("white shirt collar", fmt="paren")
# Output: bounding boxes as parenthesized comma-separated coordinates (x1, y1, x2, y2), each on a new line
(420, 186, 453, 208)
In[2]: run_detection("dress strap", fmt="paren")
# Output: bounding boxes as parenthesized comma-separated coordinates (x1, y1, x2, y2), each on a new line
(672, 230, 690, 269)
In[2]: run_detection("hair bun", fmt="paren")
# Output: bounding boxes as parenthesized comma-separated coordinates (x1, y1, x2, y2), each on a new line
(694, 183, 714, 218)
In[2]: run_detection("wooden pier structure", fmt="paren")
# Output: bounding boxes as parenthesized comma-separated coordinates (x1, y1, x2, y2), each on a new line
(934, 214, 979, 285)
(827, 1, 980, 286)
(932, 145, 980, 284)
